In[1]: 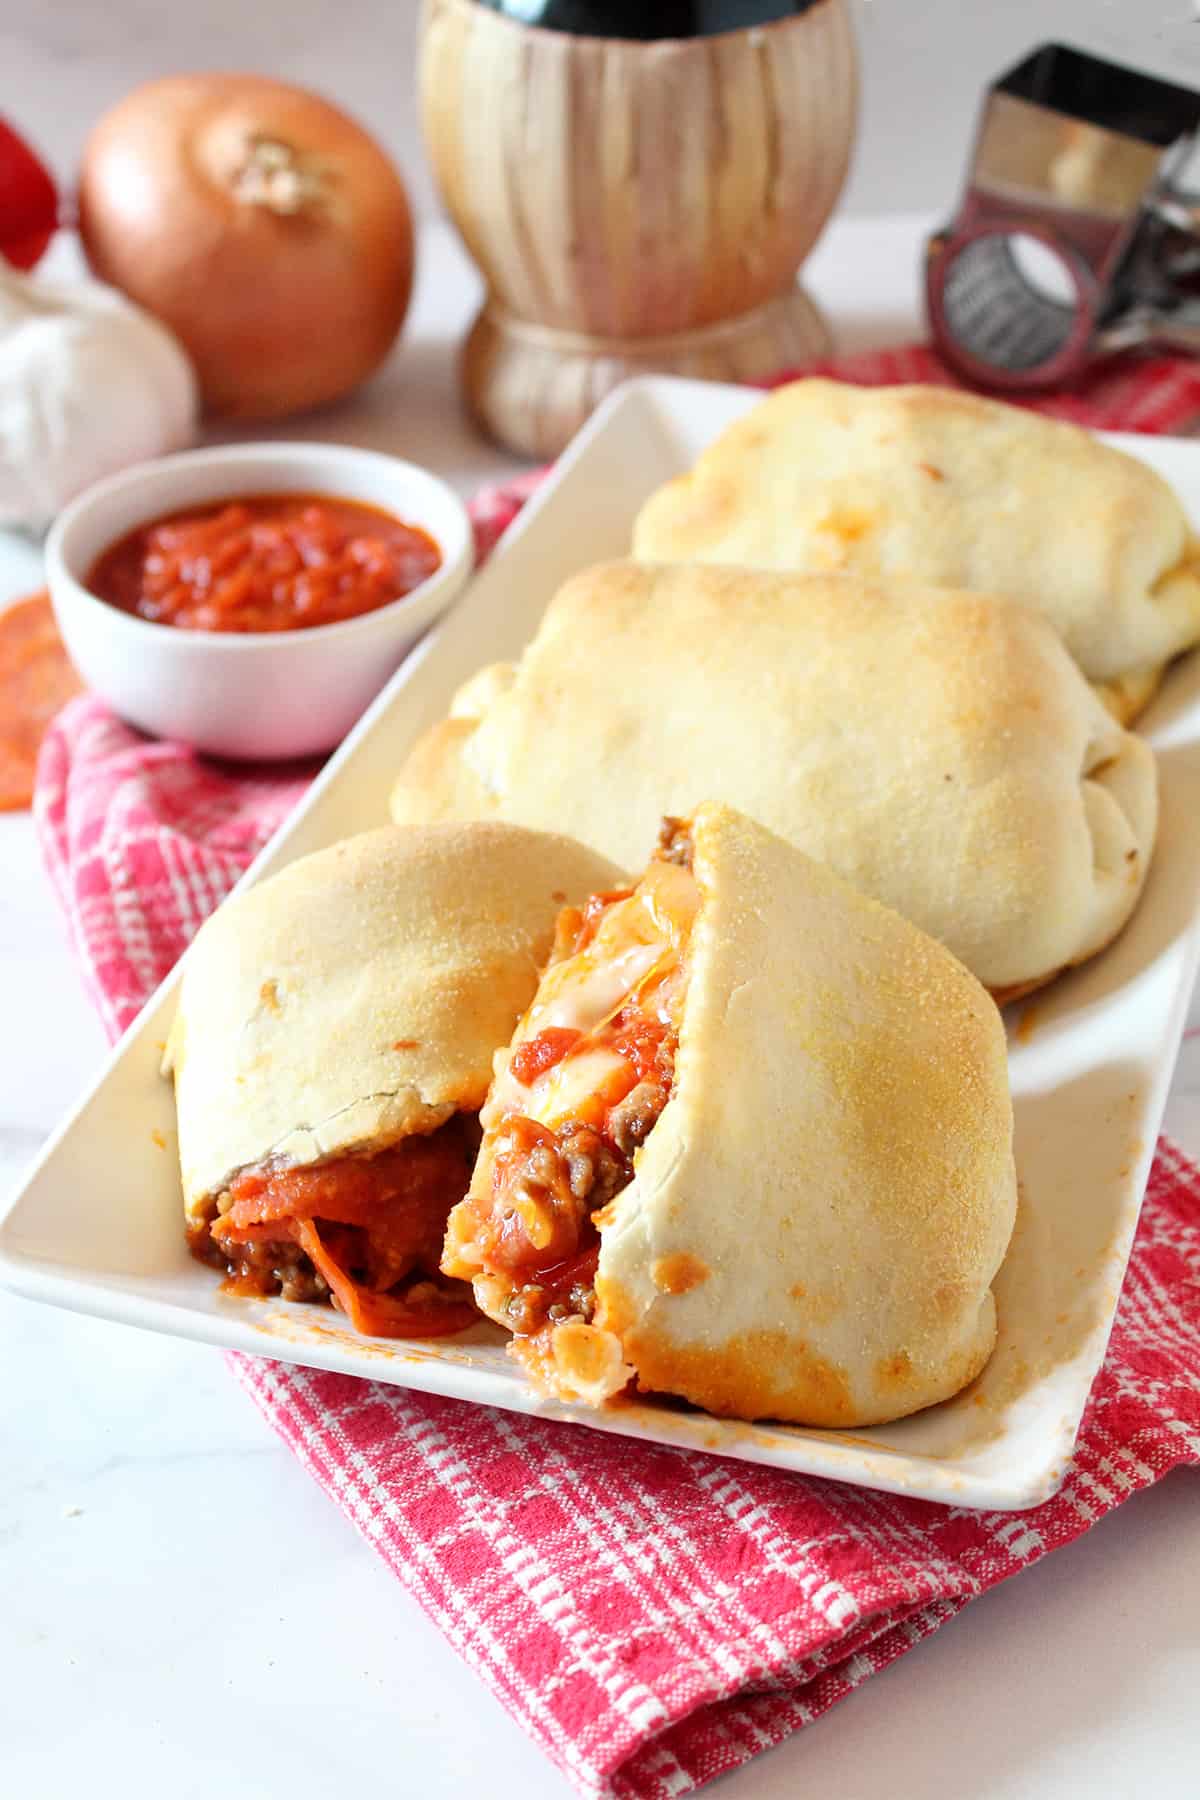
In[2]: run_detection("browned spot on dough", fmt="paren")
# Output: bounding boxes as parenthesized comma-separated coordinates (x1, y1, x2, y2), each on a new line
(1125, 848, 1138, 863)
(918, 462, 945, 481)
(931, 1281, 968, 1324)
(787, 1283, 843, 1326)
(550, 890, 567, 904)
(650, 1252, 709, 1296)
(820, 506, 875, 546)
(150, 1128, 167, 1150)
(597, 1276, 856, 1425)
(875, 1350, 913, 1389)
(392, 1038, 420, 1051)
(259, 979, 281, 1014)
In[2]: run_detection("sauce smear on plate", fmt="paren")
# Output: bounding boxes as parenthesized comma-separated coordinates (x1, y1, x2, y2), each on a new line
(88, 493, 441, 633)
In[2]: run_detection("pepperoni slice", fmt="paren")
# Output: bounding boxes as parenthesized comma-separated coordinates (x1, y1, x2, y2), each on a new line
(0, 591, 82, 811)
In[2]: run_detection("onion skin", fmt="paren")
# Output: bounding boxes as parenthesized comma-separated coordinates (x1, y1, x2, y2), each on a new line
(78, 75, 414, 420)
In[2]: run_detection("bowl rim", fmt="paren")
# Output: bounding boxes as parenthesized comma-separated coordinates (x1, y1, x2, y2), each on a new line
(44, 441, 475, 655)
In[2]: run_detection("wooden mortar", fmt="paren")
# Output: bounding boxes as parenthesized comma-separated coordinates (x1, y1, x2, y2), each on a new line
(419, 0, 858, 458)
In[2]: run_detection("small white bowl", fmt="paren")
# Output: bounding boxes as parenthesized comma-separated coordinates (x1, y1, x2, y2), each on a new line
(45, 442, 473, 761)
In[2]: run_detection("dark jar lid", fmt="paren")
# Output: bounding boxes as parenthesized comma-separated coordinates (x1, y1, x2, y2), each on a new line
(473, 0, 821, 42)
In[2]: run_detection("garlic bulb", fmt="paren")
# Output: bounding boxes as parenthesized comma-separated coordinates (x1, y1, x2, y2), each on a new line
(0, 265, 197, 534)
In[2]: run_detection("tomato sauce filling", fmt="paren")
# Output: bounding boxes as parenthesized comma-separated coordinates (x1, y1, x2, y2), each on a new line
(480, 1011, 675, 1336)
(88, 492, 441, 634)
(189, 1118, 478, 1338)
(443, 821, 696, 1349)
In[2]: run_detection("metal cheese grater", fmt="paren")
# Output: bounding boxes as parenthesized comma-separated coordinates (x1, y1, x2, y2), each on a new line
(925, 42, 1200, 388)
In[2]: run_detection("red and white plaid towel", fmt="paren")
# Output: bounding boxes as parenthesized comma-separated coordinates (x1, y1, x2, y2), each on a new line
(33, 346, 1200, 1799)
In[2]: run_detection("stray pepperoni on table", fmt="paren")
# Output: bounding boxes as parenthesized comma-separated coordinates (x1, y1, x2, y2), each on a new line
(86, 492, 442, 634)
(0, 590, 83, 811)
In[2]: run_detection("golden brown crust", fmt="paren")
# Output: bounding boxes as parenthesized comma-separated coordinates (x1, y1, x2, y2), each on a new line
(1091, 663, 1164, 725)
(389, 560, 1158, 992)
(989, 973, 1059, 1010)
(591, 803, 1017, 1428)
(612, 1306, 861, 1426)
(632, 378, 1200, 692)
(388, 718, 496, 827)
(450, 663, 516, 720)
(166, 822, 622, 1219)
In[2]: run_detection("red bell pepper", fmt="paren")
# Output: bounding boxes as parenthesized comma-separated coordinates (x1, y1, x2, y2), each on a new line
(0, 117, 57, 270)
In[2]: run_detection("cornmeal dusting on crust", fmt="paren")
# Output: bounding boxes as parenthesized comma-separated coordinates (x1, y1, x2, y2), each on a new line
(599, 1274, 858, 1425)
(786, 1282, 845, 1326)
(875, 1350, 914, 1390)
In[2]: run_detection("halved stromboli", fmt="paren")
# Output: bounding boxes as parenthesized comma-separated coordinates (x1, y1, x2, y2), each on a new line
(443, 804, 1018, 1427)
(165, 822, 621, 1337)
(390, 561, 1158, 1000)
(632, 378, 1200, 721)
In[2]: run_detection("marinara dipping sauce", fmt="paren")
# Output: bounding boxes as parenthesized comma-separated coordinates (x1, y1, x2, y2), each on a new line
(86, 493, 442, 634)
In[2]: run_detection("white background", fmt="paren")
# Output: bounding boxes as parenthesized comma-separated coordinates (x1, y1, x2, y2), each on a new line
(4, 0, 1200, 223)
(2, 6, 1200, 1799)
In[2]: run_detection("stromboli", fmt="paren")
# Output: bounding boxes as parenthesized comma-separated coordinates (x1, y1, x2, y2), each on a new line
(165, 821, 622, 1337)
(390, 560, 1158, 997)
(632, 378, 1200, 721)
(444, 804, 1018, 1427)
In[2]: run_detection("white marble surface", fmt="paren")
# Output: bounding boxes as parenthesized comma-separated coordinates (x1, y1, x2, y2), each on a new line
(3, 214, 1200, 1799)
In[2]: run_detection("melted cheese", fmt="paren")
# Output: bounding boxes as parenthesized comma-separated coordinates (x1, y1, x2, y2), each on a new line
(525, 1045, 629, 1131)
(528, 940, 666, 1038)
(473, 859, 697, 1210)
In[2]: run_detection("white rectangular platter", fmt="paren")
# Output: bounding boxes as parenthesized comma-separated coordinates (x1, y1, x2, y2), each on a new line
(3, 376, 1200, 1511)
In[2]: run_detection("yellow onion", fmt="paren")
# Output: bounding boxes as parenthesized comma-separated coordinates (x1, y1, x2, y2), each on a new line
(78, 74, 414, 419)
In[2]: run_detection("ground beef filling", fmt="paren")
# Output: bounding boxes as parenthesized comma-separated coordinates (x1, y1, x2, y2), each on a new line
(442, 828, 696, 1366)
(656, 816, 694, 869)
(188, 1212, 329, 1304)
(188, 1115, 480, 1338)
(482, 1015, 677, 1339)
